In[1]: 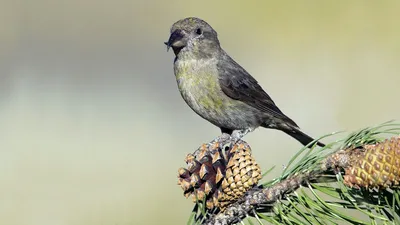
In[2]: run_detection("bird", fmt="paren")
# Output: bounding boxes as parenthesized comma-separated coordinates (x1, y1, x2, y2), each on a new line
(165, 17, 324, 147)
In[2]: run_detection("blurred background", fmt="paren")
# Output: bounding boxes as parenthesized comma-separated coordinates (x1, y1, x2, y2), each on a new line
(1, 1, 400, 224)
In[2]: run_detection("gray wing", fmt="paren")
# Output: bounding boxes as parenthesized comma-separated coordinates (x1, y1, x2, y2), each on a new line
(217, 52, 298, 128)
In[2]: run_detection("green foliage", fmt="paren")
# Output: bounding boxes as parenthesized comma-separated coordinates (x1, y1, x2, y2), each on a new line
(256, 121, 400, 225)
(187, 121, 400, 224)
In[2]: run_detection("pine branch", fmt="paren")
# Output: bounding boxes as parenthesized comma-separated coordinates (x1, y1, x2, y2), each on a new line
(205, 172, 312, 225)
(179, 121, 400, 225)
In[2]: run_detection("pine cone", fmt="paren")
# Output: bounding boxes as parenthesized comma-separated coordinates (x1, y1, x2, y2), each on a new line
(343, 136, 400, 189)
(177, 140, 262, 211)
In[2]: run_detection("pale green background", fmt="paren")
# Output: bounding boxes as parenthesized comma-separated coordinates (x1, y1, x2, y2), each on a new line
(1, 1, 400, 225)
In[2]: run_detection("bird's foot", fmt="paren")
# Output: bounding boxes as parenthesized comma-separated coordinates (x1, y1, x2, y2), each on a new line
(214, 133, 233, 151)
(230, 128, 254, 143)
(191, 128, 254, 157)
(219, 128, 254, 151)
(214, 133, 231, 143)
(192, 133, 231, 157)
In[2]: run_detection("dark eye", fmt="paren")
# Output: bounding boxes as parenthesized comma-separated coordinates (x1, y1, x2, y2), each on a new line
(195, 28, 202, 35)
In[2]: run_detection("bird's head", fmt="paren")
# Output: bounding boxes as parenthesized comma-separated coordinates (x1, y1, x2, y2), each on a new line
(165, 17, 220, 58)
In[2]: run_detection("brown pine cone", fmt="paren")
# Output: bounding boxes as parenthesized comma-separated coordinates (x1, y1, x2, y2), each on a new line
(177, 140, 262, 211)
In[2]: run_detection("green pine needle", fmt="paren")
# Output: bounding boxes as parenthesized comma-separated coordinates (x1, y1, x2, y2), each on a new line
(187, 121, 400, 224)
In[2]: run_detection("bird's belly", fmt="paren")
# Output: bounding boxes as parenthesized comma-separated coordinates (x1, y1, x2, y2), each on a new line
(176, 75, 261, 130)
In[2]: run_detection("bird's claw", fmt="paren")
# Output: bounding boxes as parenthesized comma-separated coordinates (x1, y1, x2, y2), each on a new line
(217, 128, 253, 151)
(230, 128, 254, 143)
(212, 133, 232, 151)
(215, 133, 231, 143)
(192, 128, 254, 156)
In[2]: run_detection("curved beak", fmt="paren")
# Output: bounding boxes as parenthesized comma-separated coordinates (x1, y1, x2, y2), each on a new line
(164, 29, 185, 53)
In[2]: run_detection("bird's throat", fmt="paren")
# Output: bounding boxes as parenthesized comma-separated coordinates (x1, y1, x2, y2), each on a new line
(172, 46, 184, 56)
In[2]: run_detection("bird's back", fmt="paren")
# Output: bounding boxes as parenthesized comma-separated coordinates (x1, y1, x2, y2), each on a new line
(216, 51, 299, 129)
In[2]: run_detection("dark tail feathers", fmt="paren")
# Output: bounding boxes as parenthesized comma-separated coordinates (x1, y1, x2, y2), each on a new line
(280, 126, 325, 148)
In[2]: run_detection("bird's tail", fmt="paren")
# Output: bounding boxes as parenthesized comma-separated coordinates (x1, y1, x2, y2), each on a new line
(278, 124, 325, 148)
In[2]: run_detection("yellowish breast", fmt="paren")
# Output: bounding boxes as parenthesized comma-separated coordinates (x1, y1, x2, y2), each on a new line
(174, 59, 227, 114)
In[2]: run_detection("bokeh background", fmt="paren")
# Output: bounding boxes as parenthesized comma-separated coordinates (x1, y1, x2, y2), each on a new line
(1, 1, 400, 224)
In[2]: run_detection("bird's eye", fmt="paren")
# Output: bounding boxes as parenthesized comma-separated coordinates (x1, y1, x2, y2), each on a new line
(195, 28, 202, 35)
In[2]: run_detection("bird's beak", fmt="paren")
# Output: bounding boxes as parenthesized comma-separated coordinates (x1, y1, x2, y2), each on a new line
(164, 29, 185, 53)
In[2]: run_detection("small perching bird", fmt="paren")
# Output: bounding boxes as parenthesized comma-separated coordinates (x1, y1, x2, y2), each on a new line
(165, 17, 324, 147)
